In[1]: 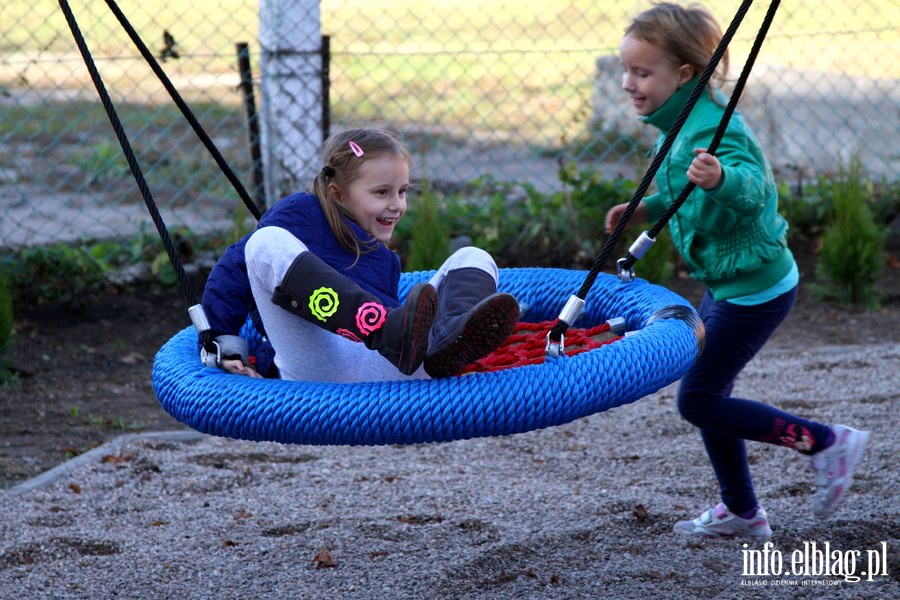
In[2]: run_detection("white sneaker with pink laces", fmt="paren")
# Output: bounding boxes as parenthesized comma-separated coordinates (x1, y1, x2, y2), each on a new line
(810, 424, 870, 519)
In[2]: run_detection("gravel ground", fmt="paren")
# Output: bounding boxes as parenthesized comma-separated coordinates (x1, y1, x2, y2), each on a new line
(1, 343, 898, 599)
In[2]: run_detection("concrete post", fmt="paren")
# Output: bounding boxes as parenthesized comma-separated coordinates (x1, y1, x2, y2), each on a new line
(258, 0, 322, 202)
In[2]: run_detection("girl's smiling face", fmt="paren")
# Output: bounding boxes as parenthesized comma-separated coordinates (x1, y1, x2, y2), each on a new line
(331, 154, 410, 243)
(620, 33, 694, 116)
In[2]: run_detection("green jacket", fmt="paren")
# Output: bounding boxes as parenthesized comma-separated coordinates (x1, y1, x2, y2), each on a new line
(641, 77, 795, 301)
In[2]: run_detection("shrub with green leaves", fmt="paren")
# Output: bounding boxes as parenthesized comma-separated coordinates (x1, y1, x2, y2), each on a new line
(405, 181, 450, 271)
(0, 225, 213, 307)
(779, 172, 899, 242)
(778, 179, 835, 239)
(408, 164, 637, 269)
(3, 243, 109, 305)
(814, 157, 885, 308)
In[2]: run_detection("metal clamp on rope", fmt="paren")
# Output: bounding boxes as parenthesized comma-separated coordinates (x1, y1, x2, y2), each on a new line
(190, 304, 252, 368)
(545, 295, 585, 358)
(558, 295, 585, 327)
(617, 231, 656, 282)
(606, 316, 627, 335)
(189, 304, 220, 368)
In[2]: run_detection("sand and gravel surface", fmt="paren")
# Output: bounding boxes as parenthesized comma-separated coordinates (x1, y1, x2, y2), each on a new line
(1, 342, 898, 599)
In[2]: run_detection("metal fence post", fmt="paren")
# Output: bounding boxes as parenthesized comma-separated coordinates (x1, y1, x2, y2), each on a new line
(236, 42, 266, 212)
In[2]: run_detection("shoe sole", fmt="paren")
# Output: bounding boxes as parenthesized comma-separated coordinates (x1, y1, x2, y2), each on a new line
(673, 528, 773, 540)
(397, 283, 438, 376)
(424, 293, 520, 378)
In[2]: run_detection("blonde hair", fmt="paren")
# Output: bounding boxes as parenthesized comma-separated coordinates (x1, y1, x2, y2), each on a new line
(625, 2, 729, 90)
(310, 127, 412, 259)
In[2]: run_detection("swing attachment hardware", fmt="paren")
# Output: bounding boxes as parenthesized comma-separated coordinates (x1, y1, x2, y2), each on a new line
(188, 303, 211, 334)
(189, 304, 219, 367)
(545, 295, 586, 357)
(616, 258, 635, 283)
(606, 316, 627, 335)
(189, 304, 250, 368)
(545, 331, 566, 358)
(617, 231, 656, 282)
(558, 295, 585, 326)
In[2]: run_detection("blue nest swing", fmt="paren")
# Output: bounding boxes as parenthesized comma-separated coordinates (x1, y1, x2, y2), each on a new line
(152, 268, 702, 446)
(62, 0, 777, 448)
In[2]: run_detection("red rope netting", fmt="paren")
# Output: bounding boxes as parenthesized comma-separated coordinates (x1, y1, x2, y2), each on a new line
(460, 320, 622, 374)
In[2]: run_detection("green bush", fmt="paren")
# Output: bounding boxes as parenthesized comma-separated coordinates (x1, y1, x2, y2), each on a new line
(814, 157, 885, 308)
(405, 163, 636, 269)
(0, 225, 214, 307)
(868, 177, 900, 228)
(405, 181, 450, 271)
(779, 172, 900, 241)
(778, 179, 834, 239)
(3, 243, 109, 305)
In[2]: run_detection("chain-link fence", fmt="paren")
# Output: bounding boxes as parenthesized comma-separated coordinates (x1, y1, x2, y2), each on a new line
(1, 0, 897, 258)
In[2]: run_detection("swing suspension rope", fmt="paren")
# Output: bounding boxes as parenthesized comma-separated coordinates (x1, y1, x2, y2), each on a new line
(59, 0, 778, 360)
(56, 0, 202, 307)
(548, 0, 782, 348)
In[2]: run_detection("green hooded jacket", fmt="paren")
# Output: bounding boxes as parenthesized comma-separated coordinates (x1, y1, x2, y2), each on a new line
(641, 77, 795, 301)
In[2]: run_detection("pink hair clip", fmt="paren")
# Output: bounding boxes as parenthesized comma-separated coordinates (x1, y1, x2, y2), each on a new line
(348, 140, 364, 157)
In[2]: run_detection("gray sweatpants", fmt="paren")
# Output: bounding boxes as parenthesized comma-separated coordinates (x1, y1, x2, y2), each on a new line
(244, 225, 499, 383)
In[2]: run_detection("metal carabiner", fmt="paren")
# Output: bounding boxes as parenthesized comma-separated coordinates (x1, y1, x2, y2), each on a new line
(545, 331, 566, 358)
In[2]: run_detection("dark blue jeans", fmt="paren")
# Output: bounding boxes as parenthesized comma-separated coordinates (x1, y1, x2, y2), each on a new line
(677, 286, 833, 515)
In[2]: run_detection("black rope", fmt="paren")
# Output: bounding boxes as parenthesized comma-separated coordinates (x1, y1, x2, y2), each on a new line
(619, 0, 782, 271)
(549, 0, 761, 343)
(102, 0, 263, 221)
(57, 0, 198, 306)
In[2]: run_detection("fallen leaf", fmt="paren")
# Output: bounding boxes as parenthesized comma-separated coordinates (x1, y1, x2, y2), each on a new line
(101, 452, 134, 464)
(397, 514, 442, 525)
(706, 559, 725, 574)
(119, 351, 146, 365)
(564, 443, 588, 452)
(887, 253, 898, 270)
(312, 547, 337, 568)
(68, 483, 81, 494)
(633, 504, 648, 521)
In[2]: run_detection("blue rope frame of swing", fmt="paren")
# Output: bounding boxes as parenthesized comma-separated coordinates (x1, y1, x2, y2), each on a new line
(152, 268, 701, 446)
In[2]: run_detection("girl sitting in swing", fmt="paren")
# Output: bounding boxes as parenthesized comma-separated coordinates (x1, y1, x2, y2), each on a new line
(199, 127, 519, 383)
